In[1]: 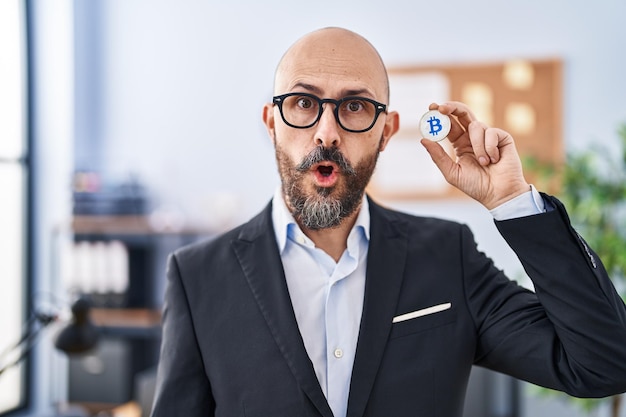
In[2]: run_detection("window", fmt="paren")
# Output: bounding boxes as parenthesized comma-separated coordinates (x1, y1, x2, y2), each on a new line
(0, 0, 29, 413)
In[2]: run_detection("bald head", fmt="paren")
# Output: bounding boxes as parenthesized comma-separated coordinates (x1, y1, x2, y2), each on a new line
(274, 27, 390, 103)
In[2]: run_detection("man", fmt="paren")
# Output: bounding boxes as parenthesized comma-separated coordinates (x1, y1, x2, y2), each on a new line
(151, 27, 626, 417)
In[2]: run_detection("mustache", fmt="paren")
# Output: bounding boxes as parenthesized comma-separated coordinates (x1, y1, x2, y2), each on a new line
(296, 146, 356, 175)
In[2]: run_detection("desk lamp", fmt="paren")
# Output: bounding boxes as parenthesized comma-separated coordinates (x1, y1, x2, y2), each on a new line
(0, 297, 98, 376)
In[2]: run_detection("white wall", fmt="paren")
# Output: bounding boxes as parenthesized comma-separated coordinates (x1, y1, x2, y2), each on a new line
(94, 0, 626, 231)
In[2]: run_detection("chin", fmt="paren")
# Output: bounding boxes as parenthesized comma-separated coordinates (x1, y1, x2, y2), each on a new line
(314, 185, 337, 198)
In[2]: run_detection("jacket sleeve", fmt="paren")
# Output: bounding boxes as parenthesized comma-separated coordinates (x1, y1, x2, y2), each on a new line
(150, 252, 215, 416)
(469, 194, 626, 397)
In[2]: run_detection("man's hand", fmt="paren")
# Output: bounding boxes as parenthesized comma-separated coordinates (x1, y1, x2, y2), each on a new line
(420, 101, 531, 210)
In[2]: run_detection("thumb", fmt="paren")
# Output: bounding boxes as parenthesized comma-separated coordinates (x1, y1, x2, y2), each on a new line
(421, 139, 454, 181)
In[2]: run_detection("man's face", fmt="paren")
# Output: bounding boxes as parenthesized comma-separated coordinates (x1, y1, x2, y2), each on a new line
(263, 28, 399, 230)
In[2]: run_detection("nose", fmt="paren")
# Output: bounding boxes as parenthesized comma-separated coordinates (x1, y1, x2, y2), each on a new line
(314, 104, 341, 148)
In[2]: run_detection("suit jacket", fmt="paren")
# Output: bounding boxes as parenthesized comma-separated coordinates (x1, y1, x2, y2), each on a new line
(151, 195, 626, 417)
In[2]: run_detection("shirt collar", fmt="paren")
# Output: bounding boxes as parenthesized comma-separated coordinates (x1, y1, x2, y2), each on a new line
(271, 186, 370, 255)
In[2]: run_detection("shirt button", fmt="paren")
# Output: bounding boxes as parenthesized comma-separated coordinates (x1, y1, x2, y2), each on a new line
(297, 236, 306, 245)
(334, 348, 343, 359)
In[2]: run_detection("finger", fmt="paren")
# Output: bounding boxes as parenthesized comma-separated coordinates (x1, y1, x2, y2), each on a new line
(433, 102, 475, 145)
(438, 101, 477, 131)
(484, 127, 503, 164)
(420, 138, 456, 183)
(468, 121, 490, 166)
(445, 113, 468, 145)
(487, 127, 516, 162)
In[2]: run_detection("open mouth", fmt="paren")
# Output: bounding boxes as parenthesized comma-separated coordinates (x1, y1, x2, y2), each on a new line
(311, 162, 339, 186)
(318, 165, 334, 177)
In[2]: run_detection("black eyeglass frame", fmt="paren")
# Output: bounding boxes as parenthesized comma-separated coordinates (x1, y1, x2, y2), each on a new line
(272, 92, 388, 133)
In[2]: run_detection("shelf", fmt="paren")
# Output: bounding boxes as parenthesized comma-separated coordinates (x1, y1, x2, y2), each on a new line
(57, 401, 141, 417)
(72, 215, 213, 236)
(91, 308, 162, 338)
(73, 215, 154, 235)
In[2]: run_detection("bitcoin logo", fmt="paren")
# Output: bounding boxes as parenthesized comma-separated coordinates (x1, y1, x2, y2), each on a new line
(427, 116, 443, 136)
(419, 110, 451, 142)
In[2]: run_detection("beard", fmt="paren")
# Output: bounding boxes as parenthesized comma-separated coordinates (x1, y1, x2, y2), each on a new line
(275, 140, 380, 230)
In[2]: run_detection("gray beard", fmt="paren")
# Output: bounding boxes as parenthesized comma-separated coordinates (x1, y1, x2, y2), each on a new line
(291, 192, 344, 230)
(276, 143, 380, 231)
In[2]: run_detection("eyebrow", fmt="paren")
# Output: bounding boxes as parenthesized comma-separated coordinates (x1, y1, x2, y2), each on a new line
(291, 82, 375, 99)
(292, 82, 322, 95)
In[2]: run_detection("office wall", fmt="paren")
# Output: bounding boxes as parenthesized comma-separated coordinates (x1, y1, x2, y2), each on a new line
(88, 0, 626, 231)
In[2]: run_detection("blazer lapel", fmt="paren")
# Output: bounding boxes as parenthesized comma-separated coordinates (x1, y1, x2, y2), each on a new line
(231, 203, 334, 417)
(347, 199, 409, 417)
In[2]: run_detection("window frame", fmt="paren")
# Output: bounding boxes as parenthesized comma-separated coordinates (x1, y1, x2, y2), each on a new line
(0, 0, 32, 414)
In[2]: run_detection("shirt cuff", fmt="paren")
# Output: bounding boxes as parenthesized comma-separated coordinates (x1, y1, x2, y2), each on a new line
(489, 184, 546, 221)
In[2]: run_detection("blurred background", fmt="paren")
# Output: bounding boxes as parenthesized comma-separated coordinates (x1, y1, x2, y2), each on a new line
(1, 0, 625, 416)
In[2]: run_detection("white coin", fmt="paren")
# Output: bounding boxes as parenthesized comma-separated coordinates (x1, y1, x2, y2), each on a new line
(419, 110, 451, 142)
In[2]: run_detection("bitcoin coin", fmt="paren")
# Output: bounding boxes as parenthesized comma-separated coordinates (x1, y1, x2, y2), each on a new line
(419, 110, 451, 142)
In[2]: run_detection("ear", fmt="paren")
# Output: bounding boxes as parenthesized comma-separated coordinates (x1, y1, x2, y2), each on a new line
(262, 103, 276, 145)
(378, 110, 399, 152)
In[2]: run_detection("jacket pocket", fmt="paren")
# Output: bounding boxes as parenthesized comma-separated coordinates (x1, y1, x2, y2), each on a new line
(389, 305, 457, 339)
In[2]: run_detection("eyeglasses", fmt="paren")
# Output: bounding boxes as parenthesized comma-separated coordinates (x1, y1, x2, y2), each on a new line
(272, 92, 387, 133)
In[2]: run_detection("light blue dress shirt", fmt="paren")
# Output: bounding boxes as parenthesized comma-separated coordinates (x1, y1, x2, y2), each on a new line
(271, 186, 545, 417)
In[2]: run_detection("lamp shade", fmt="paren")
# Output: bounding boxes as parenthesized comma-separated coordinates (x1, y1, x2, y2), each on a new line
(54, 297, 99, 354)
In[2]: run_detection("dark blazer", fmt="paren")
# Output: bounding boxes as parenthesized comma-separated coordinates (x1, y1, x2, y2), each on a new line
(151, 195, 626, 417)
